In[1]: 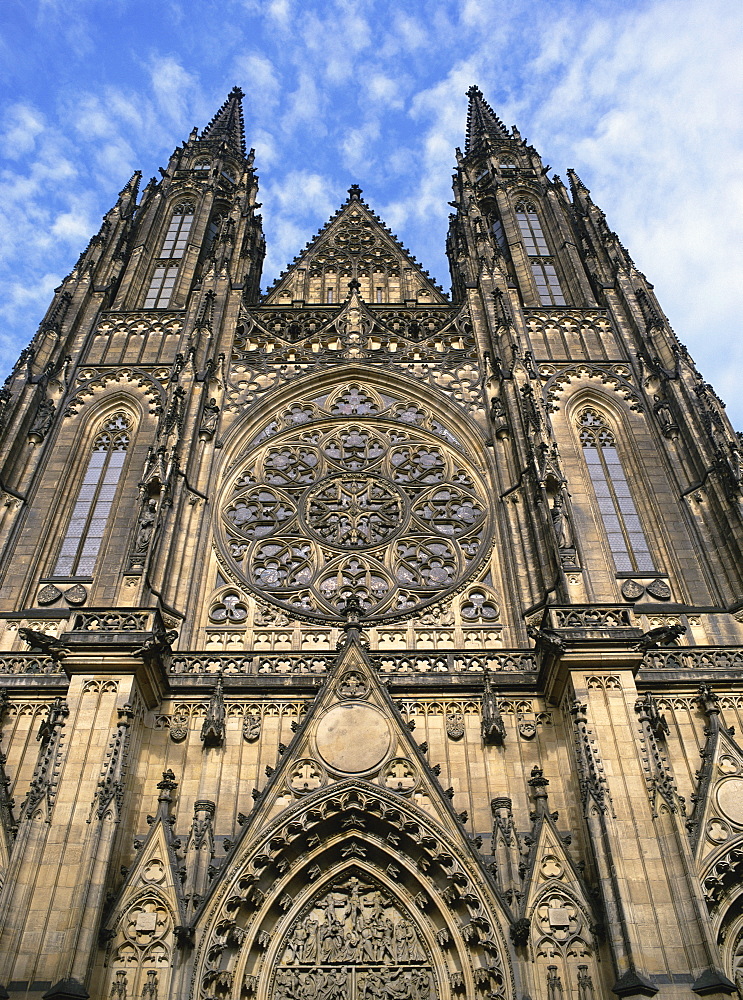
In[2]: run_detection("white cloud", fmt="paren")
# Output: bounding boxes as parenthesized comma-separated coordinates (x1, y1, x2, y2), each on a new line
(298, 5, 372, 85)
(51, 199, 97, 243)
(341, 121, 380, 173)
(267, 0, 292, 29)
(150, 56, 199, 125)
(1, 104, 45, 158)
(235, 52, 281, 120)
(366, 73, 405, 110)
(282, 71, 326, 132)
(264, 170, 338, 218)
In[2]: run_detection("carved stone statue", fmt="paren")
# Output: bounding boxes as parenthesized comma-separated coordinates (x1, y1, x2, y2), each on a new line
(276, 877, 435, 999)
(481, 668, 506, 745)
(28, 397, 55, 443)
(653, 392, 678, 438)
(549, 492, 568, 549)
(199, 398, 220, 441)
(134, 498, 158, 553)
(549, 490, 579, 570)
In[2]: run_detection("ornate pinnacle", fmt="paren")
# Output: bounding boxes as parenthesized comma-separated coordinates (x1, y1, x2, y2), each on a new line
(157, 769, 178, 793)
(200, 87, 247, 157)
(465, 85, 510, 154)
(528, 765, 550, 815)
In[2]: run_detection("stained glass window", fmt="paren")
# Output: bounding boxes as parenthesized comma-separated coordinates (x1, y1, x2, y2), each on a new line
(515, 201, 566, 306)
(579, 408, 653, 573)
(143, 203, 195, 308)
(159, 203, 194, 259)
(53, 413, 130, 577)
(144, 266, 179, 309)
(531, 262, 566, 306)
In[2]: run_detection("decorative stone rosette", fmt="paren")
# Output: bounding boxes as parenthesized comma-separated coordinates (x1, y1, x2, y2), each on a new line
(217, 385, 492, 623)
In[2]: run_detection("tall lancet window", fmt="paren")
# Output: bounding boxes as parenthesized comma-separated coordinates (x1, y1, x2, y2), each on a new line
(578, 408, 654, 573)
(144, 202, 195, 308)
(54, 413, 131, 577)
(159, 202, 195, 258)
(515, 201, 566, 306)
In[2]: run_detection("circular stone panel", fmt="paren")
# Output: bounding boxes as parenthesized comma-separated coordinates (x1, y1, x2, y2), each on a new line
(315, 703, 391, 774)
(716, 777, 743, 826)
(302, 474, 405, 550)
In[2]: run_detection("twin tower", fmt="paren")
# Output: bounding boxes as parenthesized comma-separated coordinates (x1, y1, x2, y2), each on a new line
(0, 86, 741, 1000)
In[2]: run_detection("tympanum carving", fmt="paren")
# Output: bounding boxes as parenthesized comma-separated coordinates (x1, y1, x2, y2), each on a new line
(271, 877, 435, 1000)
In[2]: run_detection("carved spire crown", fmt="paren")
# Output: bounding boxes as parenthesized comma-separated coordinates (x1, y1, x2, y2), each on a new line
(465, 85, 510, 154)
(199, 86, 247, 157)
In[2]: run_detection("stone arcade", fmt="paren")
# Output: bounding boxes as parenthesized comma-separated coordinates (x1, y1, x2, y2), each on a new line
(0, 86, 741, 1000)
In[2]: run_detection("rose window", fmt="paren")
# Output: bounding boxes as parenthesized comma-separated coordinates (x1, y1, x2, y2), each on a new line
(218, 386, 492, 623)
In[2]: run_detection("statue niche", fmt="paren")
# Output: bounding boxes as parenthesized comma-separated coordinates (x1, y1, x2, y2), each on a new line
(272, 874, 435, 1000)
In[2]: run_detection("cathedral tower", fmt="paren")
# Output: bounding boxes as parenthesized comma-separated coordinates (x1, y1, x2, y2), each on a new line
(0, 86, 741, 1000)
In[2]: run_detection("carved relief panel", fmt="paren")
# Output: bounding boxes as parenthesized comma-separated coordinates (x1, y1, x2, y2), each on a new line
(271, 876, 435, 1000)
(106, 891, 173, 997)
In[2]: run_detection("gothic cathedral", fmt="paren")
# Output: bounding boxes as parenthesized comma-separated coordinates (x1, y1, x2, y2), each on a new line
(0, 86, 741, 1000)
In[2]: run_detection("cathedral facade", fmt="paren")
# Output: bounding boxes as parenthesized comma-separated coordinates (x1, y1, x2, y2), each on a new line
(0, 85, 741, 1000)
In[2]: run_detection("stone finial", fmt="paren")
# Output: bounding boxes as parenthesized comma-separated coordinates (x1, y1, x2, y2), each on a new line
(481, 668, 506, 745)
(528, 764, 550, 815)
(201, 674, 225, 748)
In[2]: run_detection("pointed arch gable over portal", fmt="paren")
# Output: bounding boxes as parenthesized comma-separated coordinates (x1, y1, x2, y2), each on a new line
(191, 639, 515, 1000)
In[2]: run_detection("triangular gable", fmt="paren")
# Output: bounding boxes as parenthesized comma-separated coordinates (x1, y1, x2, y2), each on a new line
(188, 627, 515, 1000)
(520, 811, 594, 930)
(688, 687, 743, 882)
(513, 769, 600, 979)
(263, 186, 448, 306)
(102, 771, 187, 940)
(216, 629, 476, 846)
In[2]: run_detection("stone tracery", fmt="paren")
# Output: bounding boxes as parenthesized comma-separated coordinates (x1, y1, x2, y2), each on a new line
(218, 384, 492, 623)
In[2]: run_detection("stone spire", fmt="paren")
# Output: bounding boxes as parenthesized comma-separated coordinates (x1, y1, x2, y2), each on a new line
(465, 85, 510, 153)
(199, 86, 246, 157)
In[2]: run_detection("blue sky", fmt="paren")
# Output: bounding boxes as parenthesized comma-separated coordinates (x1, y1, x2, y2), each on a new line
(1, 0, 743, 426)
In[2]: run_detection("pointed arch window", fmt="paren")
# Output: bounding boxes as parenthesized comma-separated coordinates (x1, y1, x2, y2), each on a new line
(516, 203, 549, 255)
(491, 218, 507, 252)
(159, 202, 195, 259)
(515, 201, 566, 305)
(144, 202, 195, 308)
(53, 413, 131, 577)
(578, 408, 653, 573)
(205, 213, 224, 256)
(144, 266, 179, 308)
